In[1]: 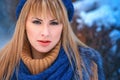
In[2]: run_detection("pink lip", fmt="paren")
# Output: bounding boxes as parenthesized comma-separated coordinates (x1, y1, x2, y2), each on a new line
(37, 40, 51, 47)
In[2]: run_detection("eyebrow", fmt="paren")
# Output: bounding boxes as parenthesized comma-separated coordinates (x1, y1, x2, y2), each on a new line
(50, 19, 58, 21)
(33, 18, 57, 21)
(33, 18, 42, 21)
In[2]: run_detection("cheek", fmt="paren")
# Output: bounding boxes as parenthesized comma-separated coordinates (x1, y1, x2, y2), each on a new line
(26, 27, 37, 41)
(52, 28, 62, 39)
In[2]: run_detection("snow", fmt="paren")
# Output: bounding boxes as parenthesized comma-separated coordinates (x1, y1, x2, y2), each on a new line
(73, 1, 120, 79)
(73, 0, 120, 28)
(73, 0, 97, 12)
(109, 29, 120, 44)
(80, 5, 116, 27)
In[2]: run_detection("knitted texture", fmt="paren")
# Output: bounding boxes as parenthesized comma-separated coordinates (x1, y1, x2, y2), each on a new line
(16, 0, 74, 21)
(11, 46, 105, 80)
(21, 41, 60, 74)
(11, 46, 74, 80)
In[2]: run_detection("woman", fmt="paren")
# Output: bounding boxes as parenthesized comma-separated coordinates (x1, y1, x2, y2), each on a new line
(0, 0, 105, 80)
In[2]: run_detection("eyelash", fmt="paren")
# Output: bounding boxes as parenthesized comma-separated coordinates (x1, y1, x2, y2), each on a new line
(50, 22, 59, 25)
(32, 20, 41, 24)
(32, 20, 59, 25)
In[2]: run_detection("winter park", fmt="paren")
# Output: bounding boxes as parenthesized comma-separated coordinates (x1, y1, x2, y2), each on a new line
(0, 0, 120, 80)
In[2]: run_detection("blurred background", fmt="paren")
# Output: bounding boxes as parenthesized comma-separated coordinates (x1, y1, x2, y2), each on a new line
(0, 0, 120, 80)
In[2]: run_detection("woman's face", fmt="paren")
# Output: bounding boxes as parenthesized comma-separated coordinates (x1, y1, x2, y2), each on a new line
(26, 12, 63, 53)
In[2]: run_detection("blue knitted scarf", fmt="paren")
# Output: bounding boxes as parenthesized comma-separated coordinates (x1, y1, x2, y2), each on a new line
(11, 46, 105, 80)
(11, 47, 74, 80)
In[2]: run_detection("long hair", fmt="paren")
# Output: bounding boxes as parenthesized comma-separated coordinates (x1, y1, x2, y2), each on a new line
(0, 0, 89, 79)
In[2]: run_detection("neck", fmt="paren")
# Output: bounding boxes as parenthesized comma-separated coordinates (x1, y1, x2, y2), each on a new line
(21, 41, 61, 74)
(31, 47, 47, 59)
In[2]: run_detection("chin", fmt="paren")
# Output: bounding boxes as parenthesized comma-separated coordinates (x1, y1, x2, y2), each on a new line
(37, 48, 52, 53)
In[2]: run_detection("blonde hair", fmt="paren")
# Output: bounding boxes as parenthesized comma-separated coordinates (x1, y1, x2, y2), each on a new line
(0, 0, 88, 79)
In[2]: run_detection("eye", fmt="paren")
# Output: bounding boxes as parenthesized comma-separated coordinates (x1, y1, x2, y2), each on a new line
(50, 21, 59, 25)
(32, 20, 41, 24)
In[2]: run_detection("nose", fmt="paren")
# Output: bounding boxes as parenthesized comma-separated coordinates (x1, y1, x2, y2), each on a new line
(41, 25, 49, 37)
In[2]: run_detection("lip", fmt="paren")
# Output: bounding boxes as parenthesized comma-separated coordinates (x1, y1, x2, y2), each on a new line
(37, 40, 51, 47)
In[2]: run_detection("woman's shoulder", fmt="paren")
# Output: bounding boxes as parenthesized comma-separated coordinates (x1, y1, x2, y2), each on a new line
(78, 46, 105, 80)
(78, 46, 102, 64)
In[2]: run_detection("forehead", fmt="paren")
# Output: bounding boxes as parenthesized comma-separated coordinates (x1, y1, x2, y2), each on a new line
(28, 11, 56, 20)
(27, 0, 62, 22)
(29, 0, 55, 16)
